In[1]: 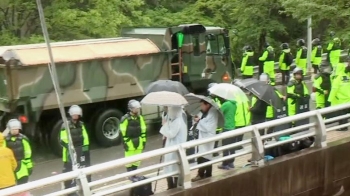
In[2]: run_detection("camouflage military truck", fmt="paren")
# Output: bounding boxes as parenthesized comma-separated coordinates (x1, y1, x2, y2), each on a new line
(0, 24, 233, 156)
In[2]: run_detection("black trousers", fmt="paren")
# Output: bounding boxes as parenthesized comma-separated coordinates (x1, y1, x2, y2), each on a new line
(242, 75, 253, 79)
(312, 64, 319, 74)
(197, 157, 212, 178)
(337, 109, 349, 130)
(266, 118, 274, 135)
(281, 70, 290, 85)
(126, 165, 138, 172)
(166, 177, 178, 189)
(17, 176, 29, 185)
(213, 131, 221, 154)
(62, 162, 92, 189)
(252, 119, 266, 135)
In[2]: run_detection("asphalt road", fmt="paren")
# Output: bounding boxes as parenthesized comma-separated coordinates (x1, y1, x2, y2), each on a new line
(23, 80, 318, 195)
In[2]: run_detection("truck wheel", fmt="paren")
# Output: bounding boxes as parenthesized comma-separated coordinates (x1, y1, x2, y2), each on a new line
(94, 109, 123, 147)
(50, 119, 63, 157)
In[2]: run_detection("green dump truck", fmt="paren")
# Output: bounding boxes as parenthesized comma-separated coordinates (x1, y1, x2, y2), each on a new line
(0, 24, 233, 156)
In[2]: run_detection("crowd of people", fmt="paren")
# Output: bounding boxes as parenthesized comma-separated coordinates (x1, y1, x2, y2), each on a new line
(240, 32, 345, 86)
(0, 33, 348, 195)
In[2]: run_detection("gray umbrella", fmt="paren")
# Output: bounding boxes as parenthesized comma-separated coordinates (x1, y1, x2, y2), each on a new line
(145, 80, 189, 95)
(184, 93, 225, 128)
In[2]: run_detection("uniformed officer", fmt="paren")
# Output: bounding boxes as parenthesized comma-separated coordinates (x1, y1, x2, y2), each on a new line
(287, 68, 309, 118)
(295, 39, 308, 75)
(311, 38, 323, 74)
(263, 74, 286, 134)
(259, 43, 276, 85)
(120, 100, 147, 172)
(240, 45, 255, 79)
(326, 34, 342, 67)
(207, 83, 222, 157)
(279, 43, 293, 85)
(60, 105, 90, 189)
(4, 119, 33, 185)
(313, 63, 332, 109)
(328, 60, 350, 131)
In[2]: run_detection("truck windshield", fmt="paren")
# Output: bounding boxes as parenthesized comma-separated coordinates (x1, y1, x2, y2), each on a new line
(206, 34, 226, 55)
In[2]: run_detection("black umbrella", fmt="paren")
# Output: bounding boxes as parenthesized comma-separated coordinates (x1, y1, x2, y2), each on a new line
(184, 93, 225, 128)
(145, 80, 189, 95)
(237, 78, 283, 109)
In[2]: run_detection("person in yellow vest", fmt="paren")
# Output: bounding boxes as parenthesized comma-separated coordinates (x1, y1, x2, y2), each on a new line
(311, 38, 323, 74)
(259, 43, 276, 85)
(260, 74, 286, 134)
(60, 105, 90, 190)
(296, 39, 308, 75)
(328, 59, 350, 131)
(208, 83, 222, 157)
(312, 63, 332, 109)
(120, 100, 147, 172)
(326, 35, 342, 67)
(4, 119, 33, 185)
(287, 68, 309, 119)
(240, 45, 255, 79)
(279, 43, 293, 85)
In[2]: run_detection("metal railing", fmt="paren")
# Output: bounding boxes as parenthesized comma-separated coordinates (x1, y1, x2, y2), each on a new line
(252, 50, 348, 74)
(1, 103, 350, 196)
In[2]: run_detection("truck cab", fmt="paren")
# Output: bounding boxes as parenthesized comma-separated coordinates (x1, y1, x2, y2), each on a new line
(121, 24, 233, 94)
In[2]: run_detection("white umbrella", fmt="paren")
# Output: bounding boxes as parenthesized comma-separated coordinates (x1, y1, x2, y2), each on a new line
(141, 91, 188, 106)
(208, 83, 249, 102)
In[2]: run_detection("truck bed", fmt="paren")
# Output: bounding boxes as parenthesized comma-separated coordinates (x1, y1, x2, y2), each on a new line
(0, 38, 172, 111)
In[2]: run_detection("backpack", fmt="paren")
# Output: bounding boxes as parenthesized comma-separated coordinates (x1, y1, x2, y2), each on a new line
(284, 52, 293, 66)
(130, 176, 154, 196)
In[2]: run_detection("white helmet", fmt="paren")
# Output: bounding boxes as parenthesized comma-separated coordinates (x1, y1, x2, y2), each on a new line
(7, 119, 22, 130)
(128, 100, 141, 110)
(68, 105, 82, 117)
(259, 73, 270, 82)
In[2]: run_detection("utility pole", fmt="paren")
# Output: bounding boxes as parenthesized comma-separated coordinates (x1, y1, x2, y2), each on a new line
(307, 17, 312, 73)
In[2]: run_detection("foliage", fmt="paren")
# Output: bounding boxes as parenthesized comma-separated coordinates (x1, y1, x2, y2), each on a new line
(0, 0, 349, 59)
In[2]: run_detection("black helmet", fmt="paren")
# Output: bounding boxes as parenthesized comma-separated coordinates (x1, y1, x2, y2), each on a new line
(243, 45, 253, 52)
(280, 43, 289, 49)
(312, 38, 320, 46)
(264, 42, 270, 48)
(297, 39, 305, 46)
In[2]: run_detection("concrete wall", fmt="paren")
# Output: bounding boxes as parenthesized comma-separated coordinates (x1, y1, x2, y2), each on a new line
(157, 137, 350, 196)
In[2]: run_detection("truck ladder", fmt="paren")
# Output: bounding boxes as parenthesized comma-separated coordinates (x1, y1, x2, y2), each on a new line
(171, 49, 183, 82)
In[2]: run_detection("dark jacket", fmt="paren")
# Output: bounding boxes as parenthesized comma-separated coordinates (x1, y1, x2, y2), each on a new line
(250, 96, 268, 124)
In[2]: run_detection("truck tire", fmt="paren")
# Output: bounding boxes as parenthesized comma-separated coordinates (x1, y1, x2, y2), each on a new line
(50, 119, 63, 157)
(94, 109, 123, 147)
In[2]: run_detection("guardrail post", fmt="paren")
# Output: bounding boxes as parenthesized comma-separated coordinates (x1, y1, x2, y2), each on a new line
(251, 126, 265, 167)
(76, 169, 92, 196)
(313, 111, 327, 148)
(176, 145, 192, 189)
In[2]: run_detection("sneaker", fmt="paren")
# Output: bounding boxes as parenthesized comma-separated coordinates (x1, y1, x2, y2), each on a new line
(228, 163, 235, 168)
(191, 175, 203, 182)
(217, 165, 230, 170)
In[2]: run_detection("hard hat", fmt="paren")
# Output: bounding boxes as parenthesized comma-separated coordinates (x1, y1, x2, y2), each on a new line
(128, 99, 141, 110)
(319, 65, 332, 74)
(292, 67, 303, 75)
(243, 45, 253, 52)
(208, 83, 217, 89)
(259, 73, 270, 82)
(312, 38, 320, 46)
(280, 43, 289, 49)
(297, 39, 305, 46)
(7, 119, 22, 130)
(68, 105, 83, 117)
